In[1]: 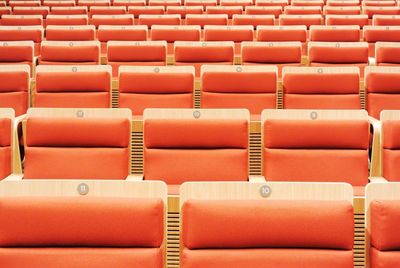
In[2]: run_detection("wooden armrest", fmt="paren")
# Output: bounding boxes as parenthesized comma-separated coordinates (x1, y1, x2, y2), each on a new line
(12, 114, 27, 174)
(249, 175, 266, 183)
(369, 177, 388, 183)
(126, 175, 144, 181)
(3, 174, 23, 181)
(369, 115, 382, 177)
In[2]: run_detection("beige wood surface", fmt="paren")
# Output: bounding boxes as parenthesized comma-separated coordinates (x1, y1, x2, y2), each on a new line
(143, 108, 250, 120)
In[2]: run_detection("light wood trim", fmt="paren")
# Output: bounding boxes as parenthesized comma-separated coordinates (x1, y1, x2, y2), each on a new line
(185, 0, 217, 3)
(220, 0, 252, 3)
(257, 25, 307, 30)
(151, 25, 201, 30)
(291, 0, 324, 3)
(46, 15, 89, 19)
(310, 24, 360, 30)
(285, 6, 322, 10)
(282, 66, 360, 75)
(232, 14, 276, 19)
(365, 65, 400, 76)
(90, 6, 126, 10)
(107, 40, 167, 46)
(119, 65, 195, 75)
(126, 174, 144, 181)
(13, 6, 50, 11)
(180, 182, 353, 208)
(91, 14, 134, 19)
(174, 40, 235, 47)
(308, 41, 369, 49)
(0, 40, 35, 47)
(381, 110, 400, 121)
(262, 109, 369, 121)
(256, 0, 288, 3)
(98, 25, 148, 30)
(2, 15, 43, 19)
(375, 41, 400, 50)
(3, 174, 23, 181)
(201, 64, 278, 76)
(324, 6, 361, 11)
(246, 6, 283, 11)
(148, 0, 181, 3)
(241, 41, 302, 47)
(364, 25, 400, 31)
(138, 14, 181, 19)
(143, 108, 250, 120)
(279, 14, 324, 19)
(0, 109, 15, 175)
(128, 6, 165, 11)
(27, 107, 132, 119)
(204, 25, 254, 30)
(185, 14, 229, 19)
(364, 6, 400, 11)
(166, 6, 204, 11)
(43, 0, 77, 4)
(326, 14, 369, 19)
(206, 6, 244, 10)
(51, 6, 88, 11)
(0, 64, 31, 74)
(369, 115, 382, 177)
(248, 175, 266, 182)
(79, 0, 111, 3)
(46, 25, 95, 30)
(41, 40, 100, 47)
(369, 177, 387, 183)
(12, 114, 26, 174)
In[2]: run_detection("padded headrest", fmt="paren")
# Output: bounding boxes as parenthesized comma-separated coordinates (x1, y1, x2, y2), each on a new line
(0, 118, 11, 147)
(370, 200, 400, 251)
(0, 28, 42, 43)
(364, 27, 400, 42)
(264, 119, 369, 149)
(204, 27, 254, 42)
(309, 45, 369, 63)
(182, 199, 354, 250)
(107, 43, 166, 62)
(0, 45, 33, 62)
(175, 45, 234, 62)
(242, 44, 302, 63)
(97, 26, 148, 42)
(283, 72, 360, 94)
(376, 46, 400, 64)
(366, 72, 400, 93)
(0, 71, 29, 92)
(144, 119, 248, 149)
(0, 197, 163, 247)
(40, 44, 99, 62)
(26, 117, 130, 147)
(257, 28, 307, 42)
(383, 120, 400, 149)
(36, 72, 110, 92)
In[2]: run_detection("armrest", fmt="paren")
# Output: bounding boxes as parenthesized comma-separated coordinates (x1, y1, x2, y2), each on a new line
(249, 175, 266, 183)
(369, 177, 388, 183)
(3, 174, 23, 181)
(369, 115, 382, 177)
(12, 114, 27, 174)
(126, 174, 144, 181)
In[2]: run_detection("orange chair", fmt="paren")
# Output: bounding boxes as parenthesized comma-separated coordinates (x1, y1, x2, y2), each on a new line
(363, 26, 400, 57)
(128, 6, 164, 18)
(174, 41, 235, 77)
(45, 25, 96, 41)
(365, 66, 400, 119)
(363, 0, 396, 7)
(88, 6, 127, 17)
(373, 15, 400, 26)
(379, 111, 400, 181)
(278, 14, 323, 29)
(90, 14, 134, 28)
(166, 6, 203, 18)
(39, 41, 100, 65)
(201, 65, 277, 119)
(0, 65, 30, 116)
(284, 6, 322, 15)
(0, 7, 11, 17)
(185, 0, 217, 8)
(138, 14, 180, 28)
(8, 1, 41, 8)
(0, 26, 43, 56)
(282, 66, 362, 109)
(150, 25, 201, 54)
(46, 15, 89, 26)
(308, 42, 369, 77)
(98, 25, 147, 53)
(19, 108, 130, 180)
(327, 0, 360, 6)
(375, 42, 400, 66)
(262, 109, 370, 187)
(245, 6, 283, 18)
(12, 7, 50, 18)
(34, 65, 111, 108)
(0, 41, 34, 73)
(364, 6, 400, 19)
(220, 0, 252, 8)
(185, 14, 228, 28)
(181, 182, 355, 268)
(0, 108, 13, 180)
(0, 179, 166, 267)
(118, 66, 194, 116)
(148, 0, 181, 8)
(366, 182, 400, 268)
(142, 109, 249, 190)
(323, 6, 361, 15)
(78, 0, 111, 8)
(0, 15, 43, 26)
(206, 6, 242, 18)
(241, 41, 302, 76)
(325, 15, 369, 28)
(232, 14, 275, 28)
(43, 1, 76, 8)
(107, 41, 167, 77)
(291, 0, 324, 7)
(309, 25, 361, 42)
(113, 0, 145, 6)
(50, 7, 88, 15)
(256, 0, 288, 8)
(204, 25, 254, 54)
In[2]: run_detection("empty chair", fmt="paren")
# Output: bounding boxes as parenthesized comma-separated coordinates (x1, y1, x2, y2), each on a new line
(365, 66, 400, 119)
(151, 25, 201, 54)
(90, 14, 134, 28)
(0, 65, 30, 116)
(138, 14, 180, 28)
(78, 0, 111, 8)
(206, 6, 243, 18)
(174, 41, 235, 76)
(128, 6, 164, 18)
(373, 15, 400, 26)
(185, 14, 228, 28)
(291, 0, 324, 7)
(118, 66, 194, 115)
(0, 15, 42, 26)
(107, 41, 167, 77)
(375, 42, 400, 66)
(201, 65, 277, 118)
(50, 7, 88, 15)
(0, 108, 13, 180)
(262, 109, 370, 186)
(148, 0, 181, 7)
(97, 25, 147, 53)
(46, 15, 89, 25)
(220, 0, 252, 8)
(327, 0, 360, 6)
(363, 0, 396, 7)
(181, 182, 354, 268)
(326, 15, 369, 28)
(241, 41, 302, 76)
(309, 25, 361, 42)
(39, 41, 100, 65)
(8, 1, 41, 8)
(282, 66, 362, 109)
(142, 108, 249, 188)
(256, 0, 288, 8)
(43, 0, 76, 7)
(323, 6, 361, 15)
(185, 0, 217, 8)
(166, 6, 203, 18)
(0, 26, 43, 56)
(245, 6, 283, 18)
(364, 6, 400, 19)
(379, 111, 400, 181)
(257, 25, 307, 53)
(364, 26, 400, 57)
(0, 41, 34, 72)
(284, 6, 322, 15)
(204, 25, 254, 53)
(113, 0, 146, 7)
(0, 179, 166, 267)
(232, 14, 275, 28)
(34, 65, 111, 108)
(308, 42, 369, 77)
(89, 6, 127, 17)
(12, 7, 50, 18)
(279, 14, 323, 29)
(45, 25, 96, 41)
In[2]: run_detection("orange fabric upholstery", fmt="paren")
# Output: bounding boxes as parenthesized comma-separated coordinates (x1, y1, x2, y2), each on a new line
(204, 26, 254, 42)
(232, 14, 275, 28)
(284, 6, 321, 15)
(370, 247, 400, 268)
(257, 26, 307, 42)
(263, 119, 369, 186)
(89, 7, 126, 17)
(24, 117, 130, 179)
(166, 6, 203, 18)
(324, 6, 361, 15)
(39, 42, 99, 65)
(382, 121, 400, 181)
(185, 14, 228, 28)
(90, 15, 134, 28)
(309, 26, 360, 42)
(0, 26, 43, 43)
(364, 7, 400, 19)
(373, 15, 400, 26)
(128, 6, 164, 18)
(46, 15, 88, 26)
(206, 6, 242, 18)
(242, 43, 302, 64)
(45, 26, 95, 41)
(0, 42, 33, 63)
(325, 15, 368, 28)
(0, 118, 11, 180)
(12, 7, 49, 18)
(49, 7, 88, 15)
(0, 15, 42, 26)
(245, 6, 283, 18)
(151, 26, 201, 43)
(98, 26, 148, 42)
(138, 14, 180, 28)
(144, 117, 248, 184)
(309, 43, 368, 64)
(119, 67, 194, 115)
(0, 68, 29, 116)
(279, 15, 323, 29)
(376, 45, 400, 65)
(364, 27, 400, 57)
